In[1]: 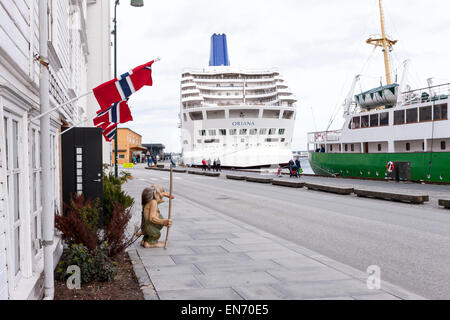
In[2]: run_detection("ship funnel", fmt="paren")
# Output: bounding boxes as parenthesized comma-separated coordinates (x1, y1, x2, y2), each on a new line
(209, 33, 230, 66)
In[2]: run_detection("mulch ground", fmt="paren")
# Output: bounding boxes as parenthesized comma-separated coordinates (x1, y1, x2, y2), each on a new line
(54, 252, 144, 300)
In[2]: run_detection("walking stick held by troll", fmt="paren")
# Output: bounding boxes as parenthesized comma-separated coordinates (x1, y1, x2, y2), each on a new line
(164, 164, 174, 249)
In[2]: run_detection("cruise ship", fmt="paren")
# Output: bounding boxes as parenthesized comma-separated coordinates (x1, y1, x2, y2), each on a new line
(308, 0, 450, 183)
(180, 34, 297, 168)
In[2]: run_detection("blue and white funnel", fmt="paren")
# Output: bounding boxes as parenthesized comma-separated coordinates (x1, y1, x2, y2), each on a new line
(209, 33, 230, 66)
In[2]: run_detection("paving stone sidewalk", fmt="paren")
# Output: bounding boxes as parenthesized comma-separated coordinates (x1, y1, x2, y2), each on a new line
(124, 179, 425, 300)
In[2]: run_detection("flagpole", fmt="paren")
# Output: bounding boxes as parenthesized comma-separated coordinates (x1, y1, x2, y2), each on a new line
(30, 90, 93, 122)
(114, 0, 119, 177)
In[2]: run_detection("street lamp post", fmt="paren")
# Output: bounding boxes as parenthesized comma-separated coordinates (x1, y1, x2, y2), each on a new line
(113, 0, 144, 177)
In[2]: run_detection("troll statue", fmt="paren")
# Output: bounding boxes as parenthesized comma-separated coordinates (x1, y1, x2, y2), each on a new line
(139, 185, 173, 248)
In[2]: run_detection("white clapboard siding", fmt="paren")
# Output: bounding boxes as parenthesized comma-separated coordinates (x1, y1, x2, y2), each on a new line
(0, 2, 30, 76)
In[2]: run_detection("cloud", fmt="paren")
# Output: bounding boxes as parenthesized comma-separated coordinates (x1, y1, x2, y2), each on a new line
(116, 0, 450, 152)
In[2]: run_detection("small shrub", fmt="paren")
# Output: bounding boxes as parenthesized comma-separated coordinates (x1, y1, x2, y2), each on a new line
(70, 194, 100, 232)
(55, 194, 99, 251)
(119, 171, 133, 183)
(103, 173, 134, 223)
(102, 204, 140, 257)
(56, 244, 118, 284)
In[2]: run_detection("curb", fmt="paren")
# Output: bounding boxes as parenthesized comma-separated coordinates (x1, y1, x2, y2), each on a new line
(127, 248, 159, 300)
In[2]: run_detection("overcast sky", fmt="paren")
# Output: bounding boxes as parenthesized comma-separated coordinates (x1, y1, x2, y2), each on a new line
(115, 0, 450, 152)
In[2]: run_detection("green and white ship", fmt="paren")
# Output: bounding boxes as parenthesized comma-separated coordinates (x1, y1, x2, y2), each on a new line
(308, 0, 449, 184)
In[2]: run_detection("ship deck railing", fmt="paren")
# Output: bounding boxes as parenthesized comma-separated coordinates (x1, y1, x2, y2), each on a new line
(307, 130, 342, 144)
(184, 102, 296, 109)
(401, 82, 450, 107)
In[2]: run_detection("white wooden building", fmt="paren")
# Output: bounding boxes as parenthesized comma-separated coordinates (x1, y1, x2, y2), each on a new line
(0, 0, 111, 300)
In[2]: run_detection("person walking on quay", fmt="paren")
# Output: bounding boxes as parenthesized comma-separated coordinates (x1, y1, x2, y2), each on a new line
(295, 158, 302, 175)
(207, 158, 212, 171)
(290, 159, 300, 178)
(277, 164, 283, 177)
(213, 159, 217, 172)
(202, 158, 207, 171)
(217, 158, 221, 172)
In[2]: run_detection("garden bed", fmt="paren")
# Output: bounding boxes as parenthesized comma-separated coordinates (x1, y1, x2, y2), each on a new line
(54, 251, 143, 300)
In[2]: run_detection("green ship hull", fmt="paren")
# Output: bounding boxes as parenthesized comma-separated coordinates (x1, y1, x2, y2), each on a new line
(308, 152, 450, 184)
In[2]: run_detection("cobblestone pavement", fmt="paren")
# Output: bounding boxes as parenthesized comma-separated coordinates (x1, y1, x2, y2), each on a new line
(123, 169, 424, 300)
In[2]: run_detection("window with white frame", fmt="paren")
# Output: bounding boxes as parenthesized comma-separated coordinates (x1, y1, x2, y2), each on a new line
(4, 114, 23, 280)
(30, 128, 42, 260)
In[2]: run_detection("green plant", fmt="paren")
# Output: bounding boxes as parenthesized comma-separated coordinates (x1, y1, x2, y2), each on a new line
(56, 244, 118, 284)
(56, 194, 100, 251)
(101, 204, 140, 257)
(103, 173, 134, 223)
(119, 170, 133, 183)
(70, 195, 100, 232)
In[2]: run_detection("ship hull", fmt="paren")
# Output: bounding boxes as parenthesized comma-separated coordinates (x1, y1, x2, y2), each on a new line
(183, 146, 293, 168)
(309, 152, 450, 183)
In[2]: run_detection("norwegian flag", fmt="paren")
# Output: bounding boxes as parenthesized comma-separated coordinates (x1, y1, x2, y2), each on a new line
(93, 100, 133, 127)
(93, 60, 154, 110)
(101, 122, 118, 142)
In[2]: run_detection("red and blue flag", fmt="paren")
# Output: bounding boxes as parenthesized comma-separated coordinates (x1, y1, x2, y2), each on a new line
(93, 100, 133, 127)
(101, 122, 118, 142)
(93, 60, 154, 110)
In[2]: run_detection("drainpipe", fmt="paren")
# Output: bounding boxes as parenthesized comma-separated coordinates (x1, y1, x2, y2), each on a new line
(39, 0, 54, 300)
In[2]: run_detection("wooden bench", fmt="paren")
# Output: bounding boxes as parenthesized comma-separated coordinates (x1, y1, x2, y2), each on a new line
(305, 183, 354, 195)
(354, 189, 429, 204)
(203, 172, 220, 177)
(245, 176, 273, 184)
(145, 167, 166, 171)
(438, 199, 450, 209)
(226, 175, 246, 181)
(272, 180, 305, 188)
(187, 170, 203, 175)
(188, 171, 220, 177)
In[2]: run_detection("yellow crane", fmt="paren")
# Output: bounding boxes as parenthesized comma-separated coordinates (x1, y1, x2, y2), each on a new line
(366, 0, 398, 85)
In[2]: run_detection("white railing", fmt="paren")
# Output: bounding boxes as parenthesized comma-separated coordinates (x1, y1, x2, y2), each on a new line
(183, 67, 279, 74)
(196, 84, 277, 91)
(402, 82, 450, 106)
(279, 95, 297, 101)
(182, 96, 204, 102)
(245, 91, 278, 99)
(307, 130, 342, 144)
(181, 89, 200, 95)
(181, 82, 196, 88)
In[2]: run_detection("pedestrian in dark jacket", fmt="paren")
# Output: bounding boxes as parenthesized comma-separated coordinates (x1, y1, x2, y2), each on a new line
(295, 159, 301, 174)
(216, 158, 221, 172)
